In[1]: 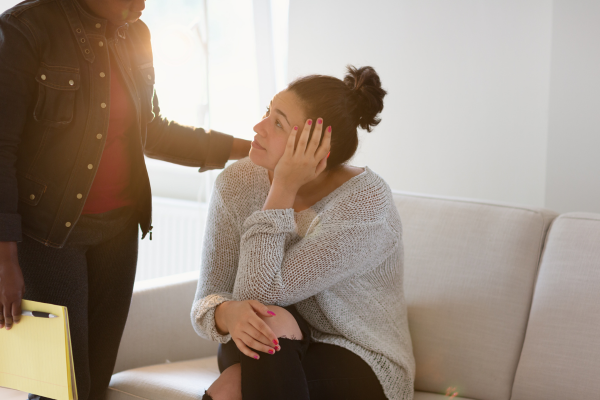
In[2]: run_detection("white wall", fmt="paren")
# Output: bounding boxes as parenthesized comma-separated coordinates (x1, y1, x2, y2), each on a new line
(545, 0, 600, 213)
(288, 0, 554, 207)
(0, 0, 17, 11)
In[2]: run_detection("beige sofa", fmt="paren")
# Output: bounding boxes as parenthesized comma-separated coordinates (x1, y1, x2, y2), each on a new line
(105, 191, 600, 400)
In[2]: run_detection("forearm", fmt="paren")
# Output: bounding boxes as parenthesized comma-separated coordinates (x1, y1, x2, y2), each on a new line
(233, 209, 295, 304)
(229, 138, 251, 160)
(262, 180, 297, 211)
(0, 241, 18, 263)
(145, 119, 234, 168)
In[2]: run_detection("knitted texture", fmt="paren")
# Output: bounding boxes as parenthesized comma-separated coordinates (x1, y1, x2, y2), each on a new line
(191, 158, 415, 400)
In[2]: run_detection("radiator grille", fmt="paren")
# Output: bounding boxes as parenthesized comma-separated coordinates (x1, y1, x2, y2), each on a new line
(136, 196, 208, 282)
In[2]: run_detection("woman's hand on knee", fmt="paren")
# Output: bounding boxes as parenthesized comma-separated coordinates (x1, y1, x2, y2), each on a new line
(217, 300, 279, 359)
(259, 306, 303, 341)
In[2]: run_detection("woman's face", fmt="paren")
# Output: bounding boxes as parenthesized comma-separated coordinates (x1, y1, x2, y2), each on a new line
(250, 90, 307, 171)
(85, 0, 146, 25)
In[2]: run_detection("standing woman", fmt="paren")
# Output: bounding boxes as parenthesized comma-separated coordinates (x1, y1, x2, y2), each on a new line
(192, 66, 415, 400)
(0, 1, 250, 399)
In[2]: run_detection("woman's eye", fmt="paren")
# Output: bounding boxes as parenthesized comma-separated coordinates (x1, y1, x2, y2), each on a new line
(275, 120, 283, 129)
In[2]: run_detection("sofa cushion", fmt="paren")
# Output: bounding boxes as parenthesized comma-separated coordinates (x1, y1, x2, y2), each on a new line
(393, 192, 557, 400)
(511, 213, 600, 400)
(108, 357, 220, 400)
(414, 392, 475, 400)
(108, 356, 476, 400)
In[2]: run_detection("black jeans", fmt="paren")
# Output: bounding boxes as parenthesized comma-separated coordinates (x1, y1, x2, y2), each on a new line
(217, 305, 387, 400)
(17, 206, 139, 400)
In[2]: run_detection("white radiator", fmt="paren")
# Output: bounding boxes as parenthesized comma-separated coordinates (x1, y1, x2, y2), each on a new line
(136, 196, 209, 282)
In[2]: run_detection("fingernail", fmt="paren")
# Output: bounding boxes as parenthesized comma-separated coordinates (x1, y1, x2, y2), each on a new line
(267, 311, 276, 316)
(317, 118, 322, 124)
(327, 126, 332, 133)
(273, 339, 278, 345)
(307, 119, 312, 126)
(294, 126, 298, 131)
(254, 355, 259, 359)
(276, 345, 281, 351)
(268, 349, 274, 354)
(327, 152, 330, 159)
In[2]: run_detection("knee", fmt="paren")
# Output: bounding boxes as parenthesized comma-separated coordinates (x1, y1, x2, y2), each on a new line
(206, 363, 242, 400)
(260, 306, 303, 340)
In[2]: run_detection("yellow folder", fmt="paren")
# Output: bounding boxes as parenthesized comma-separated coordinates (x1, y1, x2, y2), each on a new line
(0, 300, 77, 400)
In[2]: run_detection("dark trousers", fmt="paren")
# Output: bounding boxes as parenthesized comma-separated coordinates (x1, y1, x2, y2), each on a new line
(217, 306, 387, 400)
(17, 206, 139, 400)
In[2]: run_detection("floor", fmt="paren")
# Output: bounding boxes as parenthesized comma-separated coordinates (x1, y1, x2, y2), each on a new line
(0, 387, 28, 399)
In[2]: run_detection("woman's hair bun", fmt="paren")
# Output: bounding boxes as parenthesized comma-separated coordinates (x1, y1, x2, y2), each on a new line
(343, 65, 387, 132)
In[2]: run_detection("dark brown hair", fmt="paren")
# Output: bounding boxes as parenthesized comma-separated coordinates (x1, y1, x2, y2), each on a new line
(287, 65, 387, 170)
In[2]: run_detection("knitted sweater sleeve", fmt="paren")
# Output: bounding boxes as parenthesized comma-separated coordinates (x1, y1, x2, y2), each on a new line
(190, 188, 239, 343)
(232, 207, 399, 306)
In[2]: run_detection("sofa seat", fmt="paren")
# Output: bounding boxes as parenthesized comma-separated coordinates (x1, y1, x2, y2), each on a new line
(107, 357, 219, 400)
(108, 356, 475, 400)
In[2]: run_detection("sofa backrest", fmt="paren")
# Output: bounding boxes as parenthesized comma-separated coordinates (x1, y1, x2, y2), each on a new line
(393, 192, 557, 400)
(511, 212, 600, 400)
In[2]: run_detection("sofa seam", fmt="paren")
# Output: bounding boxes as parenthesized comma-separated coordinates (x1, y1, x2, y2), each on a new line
(506, 209, 557, 399)
(107, 387, 151, 400)
(392, 190, 556, 217)
(558, 216, 600, 222)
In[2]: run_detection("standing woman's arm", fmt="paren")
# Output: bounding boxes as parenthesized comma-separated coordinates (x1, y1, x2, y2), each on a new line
(0, 13, 39, 330)
(143, 88, 238, 171)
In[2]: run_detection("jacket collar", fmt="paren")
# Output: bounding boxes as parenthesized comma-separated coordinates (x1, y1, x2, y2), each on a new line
(60, 0, 129, 63)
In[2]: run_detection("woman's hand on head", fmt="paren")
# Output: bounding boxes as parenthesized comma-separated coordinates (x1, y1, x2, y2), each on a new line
(215, 300, 280, 359)
(273, 118, 331, 192)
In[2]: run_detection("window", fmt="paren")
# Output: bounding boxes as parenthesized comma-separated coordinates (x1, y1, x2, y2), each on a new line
(140, 0, 289, 281)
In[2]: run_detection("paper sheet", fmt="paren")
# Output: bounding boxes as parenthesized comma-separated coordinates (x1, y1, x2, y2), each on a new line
(0, 300, 74, 400)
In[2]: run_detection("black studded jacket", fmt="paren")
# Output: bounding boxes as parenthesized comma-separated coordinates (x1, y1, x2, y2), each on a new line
(0, 0, 233, 248)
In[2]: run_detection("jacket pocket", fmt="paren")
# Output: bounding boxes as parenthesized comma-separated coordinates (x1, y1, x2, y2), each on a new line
(33, 64, 80, 128)
(137, 63, 156, 123)
(17, 172, 47, 206)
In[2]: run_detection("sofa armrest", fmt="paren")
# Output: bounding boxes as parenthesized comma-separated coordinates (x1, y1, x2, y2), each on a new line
(113, 271, 219, 374)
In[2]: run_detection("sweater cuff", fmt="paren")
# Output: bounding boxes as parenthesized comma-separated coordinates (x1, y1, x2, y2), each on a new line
(242, 209, 296, 236)
(0, 213, 22, 242)
(191, 294, 232, 344)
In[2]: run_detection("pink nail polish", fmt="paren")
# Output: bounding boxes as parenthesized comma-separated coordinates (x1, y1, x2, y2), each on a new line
(276, 345, 281, 351)
(273, 339, 278, 345)
(294, 126, 298, 130)
(317, 118, 322, 124)
(327, 126, 332, 133)
(267, 311, 276, 316)
(307, 119, 312, 126)
(268, 349, 274, 354)
(254, 355, 259, 359)
(327, 152, 330, 159)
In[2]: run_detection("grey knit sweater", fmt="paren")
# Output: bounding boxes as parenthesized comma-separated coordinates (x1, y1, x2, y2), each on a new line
(191, 157, 415, 400)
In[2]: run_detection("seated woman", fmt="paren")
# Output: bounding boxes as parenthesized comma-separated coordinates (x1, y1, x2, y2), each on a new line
(191, 66, 415, 400)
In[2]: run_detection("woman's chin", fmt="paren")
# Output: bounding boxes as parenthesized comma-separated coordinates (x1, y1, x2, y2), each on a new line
(248, 149, 263, 166)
